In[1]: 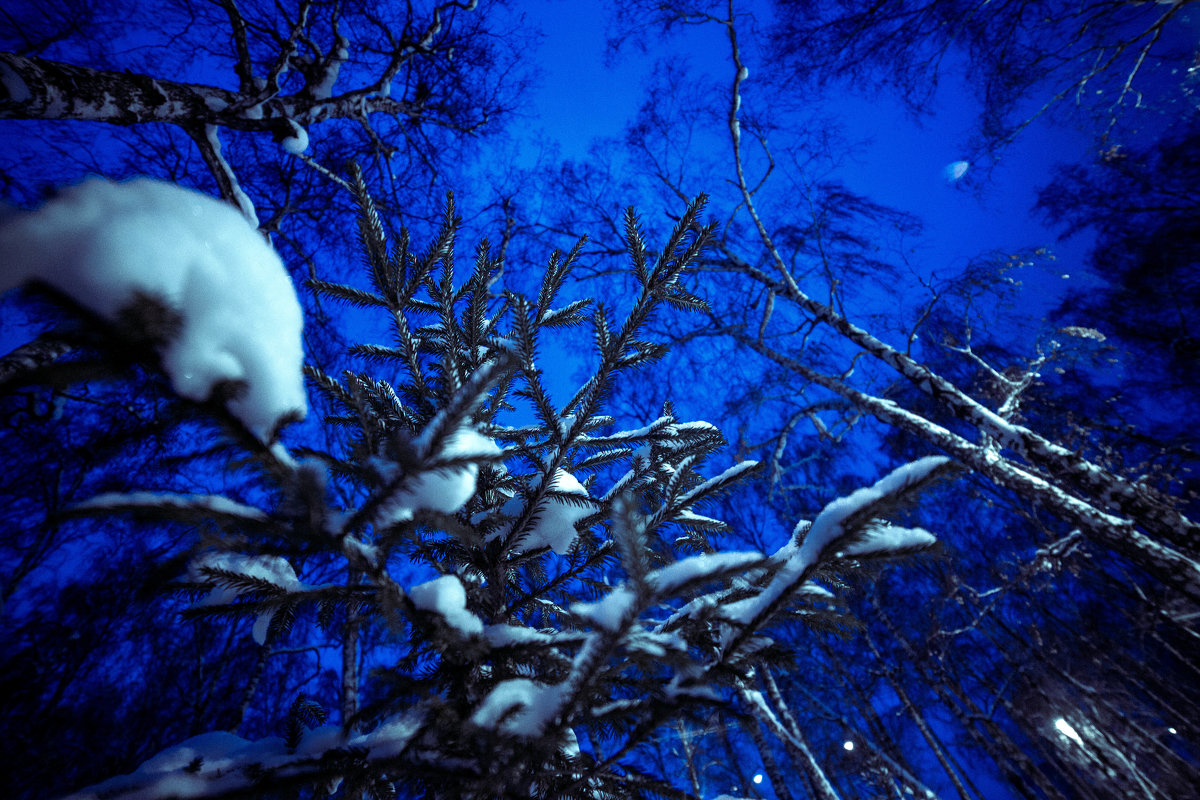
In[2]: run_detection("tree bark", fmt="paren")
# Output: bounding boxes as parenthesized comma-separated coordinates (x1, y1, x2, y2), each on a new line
(720, 250, 1198, 554)
(342, 568, 361, 734)
(733, 329, 1200, 603)
(0, 52, 419, 131)
(0, 332, 75, 388)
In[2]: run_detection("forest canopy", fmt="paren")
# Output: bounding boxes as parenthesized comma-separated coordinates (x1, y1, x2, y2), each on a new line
(1, 1, 1197, 799)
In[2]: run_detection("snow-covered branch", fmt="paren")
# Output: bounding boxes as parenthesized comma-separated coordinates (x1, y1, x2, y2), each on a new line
(62, 712, 426, 800)
(0, 51, 422, 131)
(0, 178, 306, 439)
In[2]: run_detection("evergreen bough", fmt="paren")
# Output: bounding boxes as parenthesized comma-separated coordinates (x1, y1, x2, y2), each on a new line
(61, 172, 950, 800)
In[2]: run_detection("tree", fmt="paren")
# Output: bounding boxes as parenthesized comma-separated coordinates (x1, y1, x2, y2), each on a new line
(583, 0, 1200, 601)
(0, 0, 529, 277)
(1038, 126, 1200, 415)
(520, 2, 1199, 794)
(0, 0, 529, 691)
(760, 0, 1198, 152)
(5, 2, 1198, 797)
(0, 172, 960, 799)
(0, 1, 535, 443)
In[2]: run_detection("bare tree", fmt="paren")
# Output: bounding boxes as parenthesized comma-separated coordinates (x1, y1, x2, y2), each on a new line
(518, 2, 1200, 793)
(0, 0, 531, 426)
(4, 1, 518, 202)
(761, 0, 1198, 152)
(593, 0, 1200, 598)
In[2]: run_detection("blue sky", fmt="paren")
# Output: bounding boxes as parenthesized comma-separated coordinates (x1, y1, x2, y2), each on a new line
(510, 0, 1096, 313)
(483, 0, 1108, 451)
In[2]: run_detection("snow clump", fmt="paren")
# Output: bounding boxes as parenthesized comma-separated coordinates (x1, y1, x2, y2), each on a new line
(944, 160, 970, 182)
(377, 427, 501, 524)
(188, 551, 303, 645)
(0, 177, 307, 439)
(409, 575, 483, 636)
(521, 468, 593, 555)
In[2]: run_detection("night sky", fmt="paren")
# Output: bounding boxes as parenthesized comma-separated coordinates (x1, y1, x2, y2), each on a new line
(1, 1, 1197, 798)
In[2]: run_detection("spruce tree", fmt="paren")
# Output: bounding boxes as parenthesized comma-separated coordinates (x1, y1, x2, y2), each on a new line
(14, 172, 953, 800)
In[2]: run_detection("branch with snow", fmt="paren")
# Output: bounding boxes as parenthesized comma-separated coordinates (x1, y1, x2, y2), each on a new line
(60, 712, 426, 800)
(0, 178, 307, 439)
(716, 457, 949, 658)
(188, 551, 305, 645)
(0, 0, 486, 199)
(68, 491, 271, 525)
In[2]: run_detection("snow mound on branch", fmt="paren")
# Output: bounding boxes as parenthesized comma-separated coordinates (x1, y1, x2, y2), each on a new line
(0, 177, 306, 439)
(281, 120, 309, 154)
(522, 468, 593, 555)
(379, 427, 500, 523)
(409, 575, 483, 636)
(944, 160, 970, 182)
(799, 456, 948, 565)
(138, 731, 251, 774)
(842, 523, 936, 556)
(188, 551, 302, 645)
(471, 678, 567, 736)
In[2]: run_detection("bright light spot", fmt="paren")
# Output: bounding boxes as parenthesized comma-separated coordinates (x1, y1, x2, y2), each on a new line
(753, 774, 763, 784)
(1055, 718, 1084, 746)
(944, 160, 970, 182)
(843, 740, 855, 751)
(1168, 727, 1177, 735)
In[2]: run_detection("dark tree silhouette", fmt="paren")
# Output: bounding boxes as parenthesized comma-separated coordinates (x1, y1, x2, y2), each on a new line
(1039, 127, 1200, 406)
(761, 0, 1197, 151)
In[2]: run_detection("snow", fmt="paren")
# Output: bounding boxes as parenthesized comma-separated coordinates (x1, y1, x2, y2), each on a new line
(189, 551, 300, 595)
(138, 731, 250, 773)
(64, 712, 423, 800)
(674, 420, 720, 435)
(677, 460, 758, 506)
(470, 678, 566, 735)
(593, 415, 719, 448)
(310, 37, 348, 99)
(561, 726, 580, 757)
(203, 125, 258, 225)
(342, 535, 380, 569)
(352, 712, 424, 756)
(798, 456, 948, 566)
(720, 458, 947, 632)
(572, 552, 764, 636)
(944, 160, 970, 182)
(1054, 717, 1084, 746)
(63, 731, 284, 799)
(571, 586, 636, 631)
(0, 178, 306, 439)
(281, 119, 309, 154)
(188, 551, 302, 644)
(483, 623, 560, 647)
(649, 551, 763, 595)
(1059, 325, 1106, 342)
(521, 468, 593, 554)
(841, 523, 936, 557)
(676, 509, 729, 530)
(409, 575, 483, 635)
(378, 427, 500, 524)
(295, 724, 343, 755)
(72, 491, 269, 522)
(0, 60, 31, 102)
